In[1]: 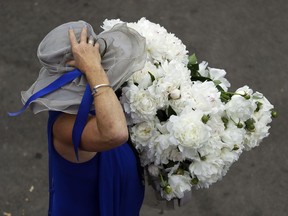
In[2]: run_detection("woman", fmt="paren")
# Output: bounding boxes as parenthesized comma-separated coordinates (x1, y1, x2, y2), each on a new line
(10, 21, 147, 216)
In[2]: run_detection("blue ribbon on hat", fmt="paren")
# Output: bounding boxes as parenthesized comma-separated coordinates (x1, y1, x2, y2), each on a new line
(8, 68, 93, 161)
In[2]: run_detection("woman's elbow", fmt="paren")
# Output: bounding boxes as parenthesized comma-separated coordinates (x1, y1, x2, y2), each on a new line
(100, 126, 129, 149)
(110, 127, 129, 146)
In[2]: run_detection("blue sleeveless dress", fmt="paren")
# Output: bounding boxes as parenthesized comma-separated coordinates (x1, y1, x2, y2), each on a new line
(47, 111, 145, 216)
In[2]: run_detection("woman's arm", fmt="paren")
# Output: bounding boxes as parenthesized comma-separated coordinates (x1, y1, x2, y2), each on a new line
(53, 27, 128, 158)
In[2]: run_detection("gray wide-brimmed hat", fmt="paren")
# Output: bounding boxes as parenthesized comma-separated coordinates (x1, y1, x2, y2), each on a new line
(21, 20, 147, 114)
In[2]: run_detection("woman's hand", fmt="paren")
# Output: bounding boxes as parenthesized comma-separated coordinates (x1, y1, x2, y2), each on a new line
(53, 25, 128, 163)
(67, 27, 102, 75)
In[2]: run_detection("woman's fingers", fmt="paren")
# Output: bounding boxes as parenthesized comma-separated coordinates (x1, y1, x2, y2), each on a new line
(68, 26, 88, 46)
(68, 28, 78, 47)
(80, 27, 88, 44)
(66, 60, 76, 67)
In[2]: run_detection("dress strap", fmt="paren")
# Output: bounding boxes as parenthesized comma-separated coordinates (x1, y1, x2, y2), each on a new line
(47, 111, 62, 215)
(72, 84, 93, 160)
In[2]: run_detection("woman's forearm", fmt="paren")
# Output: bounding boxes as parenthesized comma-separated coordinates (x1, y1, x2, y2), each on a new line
(68, 27, 128, 148)
(85, 67, 128, 144)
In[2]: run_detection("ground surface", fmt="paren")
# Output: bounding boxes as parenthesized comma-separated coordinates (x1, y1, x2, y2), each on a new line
(1, 0, 287, 215)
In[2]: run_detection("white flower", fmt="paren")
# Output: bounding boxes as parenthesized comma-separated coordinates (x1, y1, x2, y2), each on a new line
(139, 147, 157, 166)
(128, 18, 188, 64)
(146, 60, 191, 111)
(252, 92, 274, 123)
(168, 174, 191, 199)
(206, 114, 226, 142)
(167, 109, 211, 149)
(236, 85, 253, 96)
(220, 147, 240, 164)
(148, 164, 160, 177)
(122, 84, 157, 123)
(242, 92, 273, 150)
(225, 86, 256, 122)
(168, 82, 195, 114)
(169, 148, 185, 162)
(189, 154, 224, 188)
(154, 134, 180, 165)
(101, 18, 124, 31)
(110, 17, 275, 200)
(221, 123, 245, 151)
(244, 120, 271, 150)
(129, 61, 162, 89)
(190, 81, 224, 114)
(197, 62, 230, 91)
(208, 67, 231, 91)
(130, 120, 159, 149)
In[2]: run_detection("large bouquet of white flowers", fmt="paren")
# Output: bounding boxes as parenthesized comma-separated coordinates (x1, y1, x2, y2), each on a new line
(102, 18, 277, 201)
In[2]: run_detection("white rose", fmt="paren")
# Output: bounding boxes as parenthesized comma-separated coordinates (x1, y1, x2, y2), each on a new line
(130, 121, 159, 148)
(220, 147, 240, 164)
(147, 164, 160, 177)
(167, 110, 211, 149)
(189, 155, 224, 188)
(131, 61, 163, 89)
(169, 148, 185, 162)
(236, 85, 253, 96)
(221, 123, 245, 150)
(139, 149, 155, 166)
(101, 19, 124, 31)
(252, 92, 274, 124)
(241, 91, 274, 150)
(169, 83, 194, 114)
(243, 120, 271, 150)
(128, 18, 188, 64)
(131, 70, 152, 89)
(154, 135, 178, 165)
(198, 61, 209, 77)
(208, 67, 231, 91)
(124, 84, 157, 122)
(225, 89, 256, 122)
(168, 174, 191, 199)
(190, 81, 224, 114)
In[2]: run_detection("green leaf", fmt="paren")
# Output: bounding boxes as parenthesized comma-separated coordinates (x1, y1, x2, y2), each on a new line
(188, 54, 197, 65)
(148, 71, 155, 82)
(191, 176, 199, 185)
(213, 80, 221, 86)
(221, 116, 229, 129)
(154, 62, 161, 68)
(167, 106, 177, 117)
(216, 85, 225, 92)
(197, 151, 206, 161)
(220, 92, 231, 103)
(252, 95, 263, 100)
(233, 145, 239, 151)
(191, 76, 211, 82)
(176, 168, 184, 175)
(201, 114, 210, 124)
(188, 64, 200, 77)
(164, 185, 173, 194)
(156, 109, 168, 122)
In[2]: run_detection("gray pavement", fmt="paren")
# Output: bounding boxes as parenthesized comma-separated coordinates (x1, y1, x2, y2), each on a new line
(1, 0, 288, 215)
